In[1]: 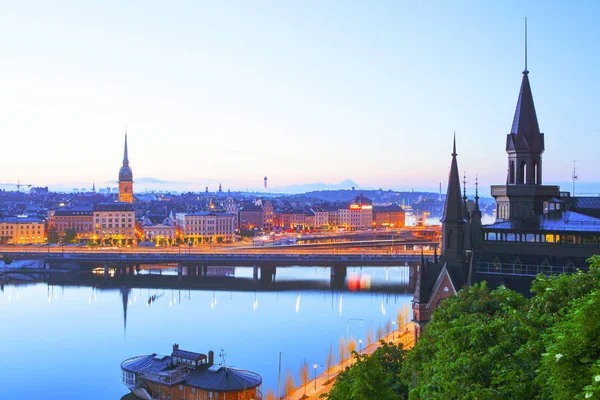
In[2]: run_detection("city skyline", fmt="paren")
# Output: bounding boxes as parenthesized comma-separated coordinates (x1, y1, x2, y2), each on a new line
(1, 1, 599, 194)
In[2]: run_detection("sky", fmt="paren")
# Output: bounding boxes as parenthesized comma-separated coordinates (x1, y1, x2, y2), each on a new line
(1, 1, 599, 194)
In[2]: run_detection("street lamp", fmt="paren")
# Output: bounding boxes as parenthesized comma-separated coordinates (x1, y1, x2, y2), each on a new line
(359, 339, 363, 352)
(313, 364, 318, 391)
(392, 321, 396, 341)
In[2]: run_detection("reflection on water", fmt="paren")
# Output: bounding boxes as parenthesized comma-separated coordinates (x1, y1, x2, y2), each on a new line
(0, 266, 413, 399)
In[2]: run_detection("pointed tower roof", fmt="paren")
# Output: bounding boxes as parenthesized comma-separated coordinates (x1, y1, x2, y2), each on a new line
(506, 70, 544, 153)
(471, 174, 482, 219)
(119, 132, 133, 183)
(441, 135, 467, 224)
(123, 132, 129, 164)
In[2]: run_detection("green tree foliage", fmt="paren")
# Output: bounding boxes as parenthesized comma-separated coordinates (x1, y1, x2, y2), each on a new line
(64, 228, 78, 244)
(402, 256, 600, 400)
(47, 227, 59, 244)
(323, 341, 408, 400)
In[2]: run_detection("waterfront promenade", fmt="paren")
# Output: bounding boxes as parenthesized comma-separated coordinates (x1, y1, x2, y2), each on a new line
(282, 323, 415, 400)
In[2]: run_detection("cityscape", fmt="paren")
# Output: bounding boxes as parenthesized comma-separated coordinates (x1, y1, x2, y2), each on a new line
(1, 2, 600, 400)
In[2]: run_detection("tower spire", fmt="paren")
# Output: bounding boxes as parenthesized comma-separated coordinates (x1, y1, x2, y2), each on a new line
(524, 17, 528, 74)
(123, 131, 129, 165)
(475, 174, 479, 204)
(441, 134, 466, 223)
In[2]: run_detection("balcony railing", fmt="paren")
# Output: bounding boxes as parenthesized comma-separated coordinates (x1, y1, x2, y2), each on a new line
(476, 262, 579, 277)
(139, 368, 188, 385)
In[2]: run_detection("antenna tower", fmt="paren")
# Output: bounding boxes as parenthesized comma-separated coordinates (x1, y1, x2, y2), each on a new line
(572, 160, 578, 196)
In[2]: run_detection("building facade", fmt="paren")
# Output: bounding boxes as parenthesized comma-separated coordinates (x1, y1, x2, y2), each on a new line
(141, 215, 176, 243)
(373, 204, 406, 228)
(175, 212, 237, 244)
(0, 216, 45, 244)
(51, 206, 94, 242)
(93, 203, 136, 245)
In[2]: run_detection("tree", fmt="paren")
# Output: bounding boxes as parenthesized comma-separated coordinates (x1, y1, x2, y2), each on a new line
(325, 343, 335, 383)
(299, 359, 309, 398)
(385, 320, 392, 336)
(397, 308, 405, 331)
(366, 329, 374, 346)
(376, 326, 384, 341)
(62, 228, 77, 243)
(346, 338, 357, 366)
(284, 369, 295, 398)
(338, 337, 347, 368)
(322, 342, 406, 400)
(47, 227, 59, 244)
(264, 389, 276, 400)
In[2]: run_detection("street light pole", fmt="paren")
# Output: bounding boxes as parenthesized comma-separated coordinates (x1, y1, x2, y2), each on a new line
(359, 339, 363, 353)
(313, 364, 318, 391)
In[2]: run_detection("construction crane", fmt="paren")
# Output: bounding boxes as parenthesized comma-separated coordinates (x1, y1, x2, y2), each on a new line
(0, 180, 33, 190)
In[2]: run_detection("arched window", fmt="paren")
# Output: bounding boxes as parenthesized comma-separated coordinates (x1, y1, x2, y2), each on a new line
(124, 185, 129, 193)
(509, 161, 515, 184)
(533, 161, 539, 184)
(520, 161, 527, 184)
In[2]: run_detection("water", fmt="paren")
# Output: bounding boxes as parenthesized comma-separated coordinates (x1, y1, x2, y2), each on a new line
(0, 266, 412, 399)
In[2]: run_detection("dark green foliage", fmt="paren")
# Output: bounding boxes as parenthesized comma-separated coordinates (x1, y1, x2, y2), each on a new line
(322, 341, 408, 400)
(402, 256, 600, 399)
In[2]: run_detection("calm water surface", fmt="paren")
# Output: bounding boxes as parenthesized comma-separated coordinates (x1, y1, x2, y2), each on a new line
(0, 266, 412, 399)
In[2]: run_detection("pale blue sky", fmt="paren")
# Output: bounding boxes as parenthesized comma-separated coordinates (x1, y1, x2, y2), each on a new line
(0, 1, 598, 193)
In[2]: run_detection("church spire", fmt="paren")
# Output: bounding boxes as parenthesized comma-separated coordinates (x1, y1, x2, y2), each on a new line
(441, 133, 467, 224)
(123, 131, 129, 165)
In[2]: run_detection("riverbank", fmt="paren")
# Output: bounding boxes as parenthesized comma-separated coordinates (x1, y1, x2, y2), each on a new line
(283, 323, 415, 400)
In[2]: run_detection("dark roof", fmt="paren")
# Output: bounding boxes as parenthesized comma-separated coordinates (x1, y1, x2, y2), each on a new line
(240, 204, 262, 212)
(506, 71, 544, 153)
(483, 211, 600, 233)
(0, 216, 44, 224)
(185, 366, 262, 392)
(54, 206, 93, 216)
(571, 197, 600, 219)
(353, 194, 372, 206)
(146, 215, 169, 225)
(413, 258, 443, 304)
(121, 354, 171, 374)
(440, 136, 467, 224)
(373, 204, 404, 213)
(94, 202, 134, 212)
(172, 349, 206, 361)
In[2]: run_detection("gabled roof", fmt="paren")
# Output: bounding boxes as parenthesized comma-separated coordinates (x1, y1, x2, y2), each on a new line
(413, 258, 443, 304)
(506, 71, 544, 153)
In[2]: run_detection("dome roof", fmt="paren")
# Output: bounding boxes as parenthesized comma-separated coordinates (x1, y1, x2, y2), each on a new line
(119, 165, 133, 182)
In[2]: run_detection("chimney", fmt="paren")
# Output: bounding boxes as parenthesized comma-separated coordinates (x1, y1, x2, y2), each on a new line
(208, 350, 214, 366)
(173, 343, 179, 353)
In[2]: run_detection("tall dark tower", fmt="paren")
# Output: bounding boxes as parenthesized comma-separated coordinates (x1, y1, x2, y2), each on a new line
(491, 27, 559, 220)
(118, 133, 134, 203)
(440, 135, 468, 265)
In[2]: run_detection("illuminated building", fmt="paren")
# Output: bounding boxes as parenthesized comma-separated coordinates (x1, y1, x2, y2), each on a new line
(93, 203, 136, 245)
(175, 212, 237, 244)
(118, 133, 134, 203)
(0, 216, 45, 244)
(51, 206, 94, 242)
(141, 215, 176, 243)
(239, 199, 273, 230)
(338, 194, 373, 230)
(373, 204, 406, 228)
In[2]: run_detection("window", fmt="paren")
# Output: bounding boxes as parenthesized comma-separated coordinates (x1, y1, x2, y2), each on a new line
(191, 388, 196, 394)
(178, 385, 183, 391)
